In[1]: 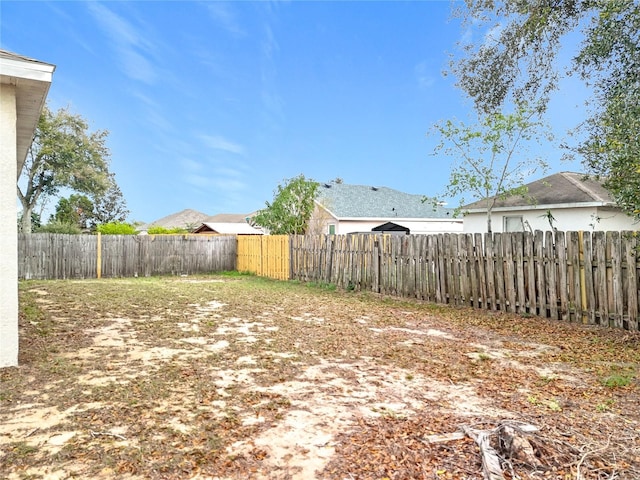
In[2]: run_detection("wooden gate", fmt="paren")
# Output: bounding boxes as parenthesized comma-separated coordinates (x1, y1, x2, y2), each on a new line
(237, 235, 290, 280)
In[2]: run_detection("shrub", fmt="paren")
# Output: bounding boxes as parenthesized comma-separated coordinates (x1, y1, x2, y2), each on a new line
(96, 222, 138, 235)
(147, 226, 189, 234)
(36, 221, 82, 234)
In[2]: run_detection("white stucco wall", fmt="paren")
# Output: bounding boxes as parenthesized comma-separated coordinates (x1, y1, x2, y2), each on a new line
(332, 219, 463, 235)
(0, 84, 19, 367)
(309, 205, 463, 236)
(463, 206, 638, 234)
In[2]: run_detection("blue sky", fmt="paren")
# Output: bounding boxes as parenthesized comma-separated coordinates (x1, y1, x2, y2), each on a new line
(2, 1, 586, 223)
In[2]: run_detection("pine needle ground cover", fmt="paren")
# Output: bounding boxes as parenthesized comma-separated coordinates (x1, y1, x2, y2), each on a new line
(1, 275, 638, 479)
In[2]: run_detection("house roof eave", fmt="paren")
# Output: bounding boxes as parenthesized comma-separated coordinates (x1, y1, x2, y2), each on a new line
(463, 201, 616, 214)
(333, 216, 463, 223)
(0, 50, 56, 175)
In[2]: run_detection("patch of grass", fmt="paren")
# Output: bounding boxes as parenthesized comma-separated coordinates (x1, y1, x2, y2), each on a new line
(220, 270, 254, 277)
(596, 399, 615, 412)
(4, 441, 39, 465)
(527, 395, 562, 412)
(46, 356, 81, 376)
(477, 352, 492, 361)
(306, 281, 337, 291)
(601, 374, 633, 388)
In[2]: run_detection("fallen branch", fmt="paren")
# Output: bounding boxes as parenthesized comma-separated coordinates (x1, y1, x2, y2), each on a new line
(424, 431, 466, 443)
(576, 435, 612, 480)
(90, 430, 126, 441)
(498, 424, 542, 468)
(462, 426, 505, 480)
(24, 427, 40, 438)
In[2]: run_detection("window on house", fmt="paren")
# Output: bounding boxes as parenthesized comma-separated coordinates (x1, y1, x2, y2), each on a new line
(328, 224, 336, 235)
(503, 215, 524, 232)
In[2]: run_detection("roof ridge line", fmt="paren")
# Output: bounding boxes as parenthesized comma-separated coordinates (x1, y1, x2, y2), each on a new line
(561, 172, 608, 203)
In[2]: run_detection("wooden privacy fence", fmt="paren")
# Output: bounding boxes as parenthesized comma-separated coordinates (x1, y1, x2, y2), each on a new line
(291, 231, 640, 331)
(237, 235, 290, 280)
(18, 233, 237, 279)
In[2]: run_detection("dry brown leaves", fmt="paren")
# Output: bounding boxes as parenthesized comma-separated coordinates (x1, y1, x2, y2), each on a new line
(1, 275, 638, 479)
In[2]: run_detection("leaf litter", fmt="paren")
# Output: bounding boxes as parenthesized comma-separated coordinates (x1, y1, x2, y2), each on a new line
(1, 275, 638, 479)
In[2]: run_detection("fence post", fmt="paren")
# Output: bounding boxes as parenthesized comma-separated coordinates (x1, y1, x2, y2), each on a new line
(578, 230, 588, 324)
(96, 232, 102, 279)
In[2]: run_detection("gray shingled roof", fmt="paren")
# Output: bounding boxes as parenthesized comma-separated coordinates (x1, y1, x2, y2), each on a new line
(142, 209, 210, 230)
(0, 49, 54, 66)
(316, 183, 454, 219)
(204, 213, 255, 223)
(463, 172, 615, 210)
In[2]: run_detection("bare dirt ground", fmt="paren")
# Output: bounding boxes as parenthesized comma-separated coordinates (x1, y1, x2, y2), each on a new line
(1, 274, 639, 479)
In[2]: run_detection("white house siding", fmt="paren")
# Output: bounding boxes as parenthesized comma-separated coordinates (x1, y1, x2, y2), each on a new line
(332, 219, 463, 235)
(464, 206, 638, 234)
(0, 84, 19, 367)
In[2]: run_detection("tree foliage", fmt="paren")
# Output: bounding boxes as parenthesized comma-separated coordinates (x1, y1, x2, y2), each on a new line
(450, 0, 640, 218)
(253, 174, 320, 235)
(95, 222, 138, 235)
(18, 104, 112, 233)
(575, 1, 640, 218)
(37, 220, 82, 235)
(92, 174, 130, 225)
(51, 194, 94, 230)
(433, 104, 550, 232)
(147, 226, 189, 234)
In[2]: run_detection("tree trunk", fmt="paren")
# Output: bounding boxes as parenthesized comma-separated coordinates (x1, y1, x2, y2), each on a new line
(487, 210, 492, 234)
(20, 205, 33, 234)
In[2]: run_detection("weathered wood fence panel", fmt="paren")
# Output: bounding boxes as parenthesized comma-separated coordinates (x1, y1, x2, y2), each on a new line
(18, 231, 640, 330)
(290, 231, 640, 331)
(18, 234, 236, 279)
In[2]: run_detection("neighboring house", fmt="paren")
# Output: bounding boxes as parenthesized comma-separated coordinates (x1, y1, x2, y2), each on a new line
(1, 50, 55, 367)
(193, 223, 263, 234)
(193, 218, 263, 235)
(139, 208, 210, 233)
(310, 183, 463, 235)
(462, 171, 639, 234)
(203, 213, 255, 224)
(192, 212, 262, 234)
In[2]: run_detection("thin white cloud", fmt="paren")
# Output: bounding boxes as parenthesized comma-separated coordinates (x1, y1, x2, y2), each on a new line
(184, 173, 212, 189)
(199, 134, 246, 155)
(205, 2, 246, 37)
(260, 21, 284, 128)
(86, 2, 157, 84)
(45, 3, 95, 55)
(181, 158, 204, 172)
(183, 173, 246, 192)
(415, 61, 436, 89)
(214, 166, 244, 178)
(262, 23, 279, 61)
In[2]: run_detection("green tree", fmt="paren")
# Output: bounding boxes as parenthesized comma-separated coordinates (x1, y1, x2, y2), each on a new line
(450, 0, 640, 217)
(575, 1, 640, 218)
(147, 226, 189, 234)
(18, 212, 41, 232)
(51, 194, 95, 230)
(18, 104, 111, 233)
(253, 174, 320, 235)
(37, 220, 82, 234)
(96, 222, 138, 235)
(92, 174, 130, 225)
(432, 104, 550, 233)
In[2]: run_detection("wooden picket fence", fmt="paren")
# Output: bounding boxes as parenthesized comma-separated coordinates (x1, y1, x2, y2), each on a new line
(237, 235, 290, 280)
(17, 231, 640, 330)
(18, 233, 237, 279)
(290, 231, 640, 330)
